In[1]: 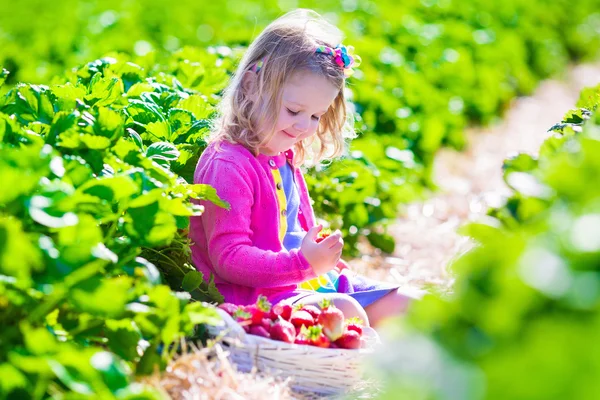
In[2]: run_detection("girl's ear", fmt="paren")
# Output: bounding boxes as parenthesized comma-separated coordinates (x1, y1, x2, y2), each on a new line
(241, 70, 258, 101)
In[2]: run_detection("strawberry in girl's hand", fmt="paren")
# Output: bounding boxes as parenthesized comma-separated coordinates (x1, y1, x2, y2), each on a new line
(345, 317, 364, 336)
(249, 325, 271, 339)
(317, 299, 345, 341)
(269, 303, 293, 321)
(218, 303, 239, 316)
(315, 228, 332, 243)
(300, 304, 321, 319)
(270, 318, 296, 343)
(334, 329, 361, 349)
(290, 310, 315, 329)
(305, 325, 331, 348)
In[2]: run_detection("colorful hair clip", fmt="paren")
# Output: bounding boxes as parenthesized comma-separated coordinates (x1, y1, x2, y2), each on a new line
(251, 59, 264, 73)
(315, 44, 361, 77)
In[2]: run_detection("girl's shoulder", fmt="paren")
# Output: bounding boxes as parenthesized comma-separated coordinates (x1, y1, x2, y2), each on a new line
(201, 140, 254, 164)
(197, 140, 261, 179)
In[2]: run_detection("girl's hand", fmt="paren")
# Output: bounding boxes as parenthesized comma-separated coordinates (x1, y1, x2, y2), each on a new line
(301, 225, 344, 276)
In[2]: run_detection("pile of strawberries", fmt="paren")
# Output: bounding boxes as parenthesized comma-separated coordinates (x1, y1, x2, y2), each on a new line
(218, 296, 364, 349)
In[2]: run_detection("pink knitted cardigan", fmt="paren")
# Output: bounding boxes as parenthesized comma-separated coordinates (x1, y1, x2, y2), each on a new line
(189, 141, 317, 305)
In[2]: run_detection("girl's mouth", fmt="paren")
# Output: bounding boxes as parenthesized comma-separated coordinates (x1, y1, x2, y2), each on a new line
(283, 130, 296, 139)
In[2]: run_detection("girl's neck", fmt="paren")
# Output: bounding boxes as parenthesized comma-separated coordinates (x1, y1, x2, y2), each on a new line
(258, 149, 281, 156)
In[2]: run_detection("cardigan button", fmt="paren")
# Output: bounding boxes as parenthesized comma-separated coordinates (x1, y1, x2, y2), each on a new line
(268, 159, 276, 168)
(281, 209, 286, 217)
(276, 182, 283, 190)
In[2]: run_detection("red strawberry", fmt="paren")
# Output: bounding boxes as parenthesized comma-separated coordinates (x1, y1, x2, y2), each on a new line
(305, 325, 330, 348)
(334, 330, 361, 349)
(218, 303, 239, 316)
(243, 305, 261, 325)
(261, 317, 272, 333)
(269, 303, 293, 321)
(294, 329, 311, 345)
(249, 325, 271, 339)
(270, 318, 296, 343)
(345, 317, 364, 336)
(244, 295, 272, 325)
(290, 310, 315, 329)
(317, 299, 345, 341)
(233, 308, 252, 325)
(300, 304, 321, 319)
(315, 229, 332, 244)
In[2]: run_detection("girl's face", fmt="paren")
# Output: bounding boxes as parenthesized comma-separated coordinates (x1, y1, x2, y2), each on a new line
(259, 71, 339, 156)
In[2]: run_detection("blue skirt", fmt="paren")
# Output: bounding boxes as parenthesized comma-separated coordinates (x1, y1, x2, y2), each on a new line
(269, 271, 399, 309)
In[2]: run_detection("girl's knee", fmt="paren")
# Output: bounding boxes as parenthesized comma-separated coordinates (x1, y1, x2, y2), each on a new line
(331, 296, 369, 326)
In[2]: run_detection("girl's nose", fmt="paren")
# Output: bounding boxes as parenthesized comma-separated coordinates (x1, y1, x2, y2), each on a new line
(293, 117, 310, 133)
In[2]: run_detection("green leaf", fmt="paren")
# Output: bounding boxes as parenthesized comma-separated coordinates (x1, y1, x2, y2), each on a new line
(127, 128, 144, 150)
(0, 68, 9, 88)
(69, 276, 132, 318)
(58, 215, 107, 265)
(181, 270, 203, 292)
(126, 202, 177, 246)
(503, 153, 538, 180)
(366, 232, 396, 254)
(177, 94, 212, 119)
(0, 363, 28, 396)
(0, 145, 49, 204)
(185, 184, 229, 209)
(51, 83, 87, 111)
(143, 121, 170, 141)
(146, 141, 180, 163)
(181, 302, 222, 333)
(78, 175, 140, 203)
(0, 218, 43, 282)
(136, 343, 163, 376)
(95, 106, 124, 139)
(79, 133, 112, 150)
(168, 108, 195, 130)
(21, 323, 58, 355)
(28, 195, 79, 228)
(90, 351, 130, 392)
(126, 82, 155, 98)
(48, 359, 94, 395)
(85, 73, 124, 107)
(132, 257, 161, 285)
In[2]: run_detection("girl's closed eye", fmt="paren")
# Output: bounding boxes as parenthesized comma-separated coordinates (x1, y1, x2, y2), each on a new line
(287, 108, 320, 120)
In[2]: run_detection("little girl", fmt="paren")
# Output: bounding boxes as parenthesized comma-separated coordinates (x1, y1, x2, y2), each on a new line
(190, 9, 418, 327)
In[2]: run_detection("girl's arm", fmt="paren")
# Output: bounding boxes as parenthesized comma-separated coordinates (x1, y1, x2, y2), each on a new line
(198, 158, 316, 288)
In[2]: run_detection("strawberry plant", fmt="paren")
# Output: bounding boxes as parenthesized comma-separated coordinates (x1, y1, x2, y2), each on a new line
(374, 85, 600, 399)
(3, 0, 600, 255)
(0, 49, 234, 398)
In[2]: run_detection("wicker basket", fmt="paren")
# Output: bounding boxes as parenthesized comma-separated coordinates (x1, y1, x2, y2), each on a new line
(207, 308, 381, 396)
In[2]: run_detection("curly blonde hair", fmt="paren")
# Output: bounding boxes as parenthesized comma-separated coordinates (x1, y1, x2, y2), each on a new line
(210, 9, 355, 166)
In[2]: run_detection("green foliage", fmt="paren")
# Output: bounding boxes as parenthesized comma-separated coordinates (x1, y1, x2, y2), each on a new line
(0, 50, 231, 398)
(2, 0, 600, 254)
(374, 85, 600, 399)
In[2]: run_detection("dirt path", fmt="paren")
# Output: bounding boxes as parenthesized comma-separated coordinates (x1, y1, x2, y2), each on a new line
(349, 63, 600, 289)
